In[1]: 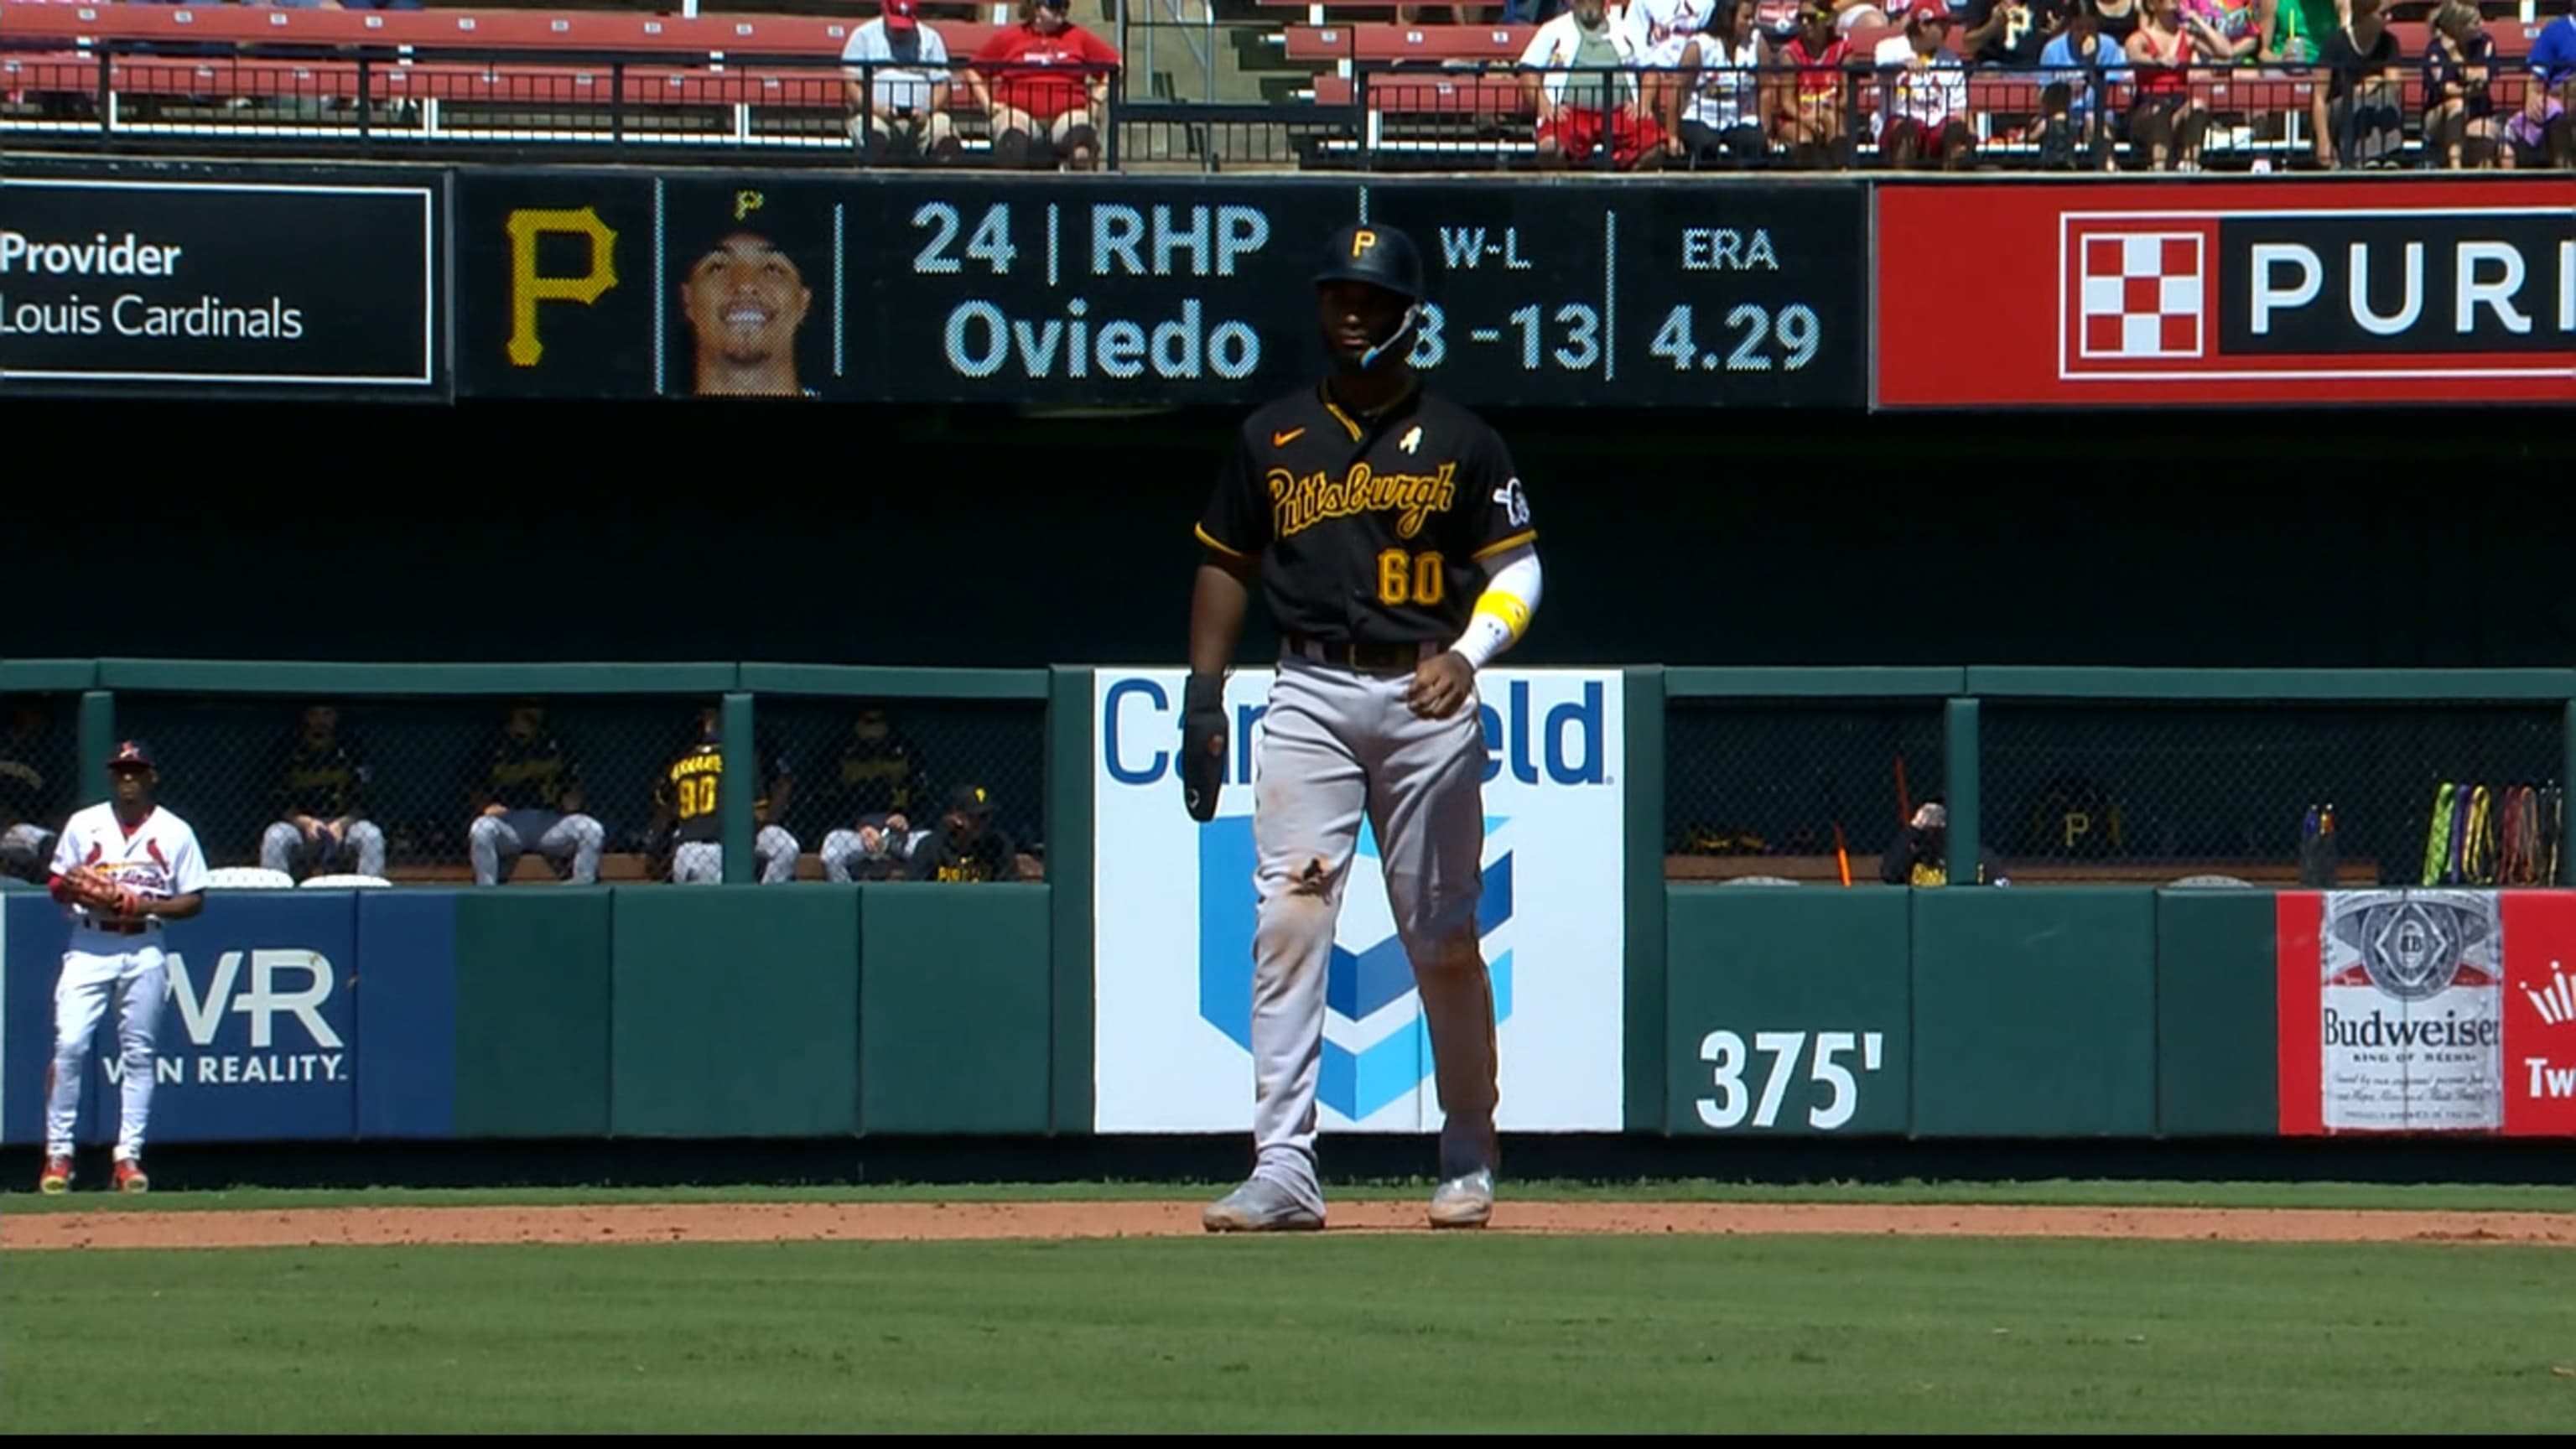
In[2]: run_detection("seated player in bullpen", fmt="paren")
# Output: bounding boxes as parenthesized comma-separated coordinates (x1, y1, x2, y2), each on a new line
(906, 782, 1020, 882)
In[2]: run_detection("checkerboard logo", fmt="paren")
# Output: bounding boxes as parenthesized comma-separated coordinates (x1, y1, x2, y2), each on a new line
(2076, 231, 2205, 361)
(1197, 814, 1514, 1122)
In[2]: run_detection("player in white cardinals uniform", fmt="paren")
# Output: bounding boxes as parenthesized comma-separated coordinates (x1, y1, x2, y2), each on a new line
(39, 740, 208, 1195)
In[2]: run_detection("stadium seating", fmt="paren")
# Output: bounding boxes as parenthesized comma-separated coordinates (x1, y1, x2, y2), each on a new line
(0, 0, 2558, 167)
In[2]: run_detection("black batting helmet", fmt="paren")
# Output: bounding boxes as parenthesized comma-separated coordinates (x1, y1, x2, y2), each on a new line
(1313, 222, 1426, 304)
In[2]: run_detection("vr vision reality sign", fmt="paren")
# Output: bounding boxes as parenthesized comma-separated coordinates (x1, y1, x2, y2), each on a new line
(0, 177, 438, 392)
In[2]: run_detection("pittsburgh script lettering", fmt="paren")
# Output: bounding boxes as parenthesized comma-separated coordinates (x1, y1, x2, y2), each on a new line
(1269, 463, 1458, 540)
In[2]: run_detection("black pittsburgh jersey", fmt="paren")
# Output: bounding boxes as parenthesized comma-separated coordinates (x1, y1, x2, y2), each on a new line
(274, 737, 371, 819)
(656, 742, 780, 845)
(480, 730, 582, 813)
(1194, 380, 1536, 648)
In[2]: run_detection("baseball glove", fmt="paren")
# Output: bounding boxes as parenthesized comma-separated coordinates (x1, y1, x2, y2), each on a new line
(61, 866, 142, 918)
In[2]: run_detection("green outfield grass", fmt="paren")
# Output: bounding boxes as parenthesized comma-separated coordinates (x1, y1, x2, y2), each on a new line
(3, 1176, 2573, 1216)
(4, 1233, 2572, 1433)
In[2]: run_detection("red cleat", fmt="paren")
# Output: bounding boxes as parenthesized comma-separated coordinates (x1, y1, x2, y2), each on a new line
(113, 1159, 149, 1194)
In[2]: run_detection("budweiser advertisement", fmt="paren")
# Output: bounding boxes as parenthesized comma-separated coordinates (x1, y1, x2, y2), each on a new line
(1874, 179, 2576, 407)
(2277, 889, 2576, 1137)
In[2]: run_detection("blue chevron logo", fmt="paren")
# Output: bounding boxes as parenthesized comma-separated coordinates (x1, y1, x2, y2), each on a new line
(1197, 814, 1514, 1122)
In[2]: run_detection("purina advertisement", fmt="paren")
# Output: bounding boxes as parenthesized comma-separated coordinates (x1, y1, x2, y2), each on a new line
(1089, 667, 1626, 1135)
(2276, 889, 2576, 1137)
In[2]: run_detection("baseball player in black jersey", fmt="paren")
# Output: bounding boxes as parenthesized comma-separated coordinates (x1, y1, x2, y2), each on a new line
(652, 708, 802, 884)
(1186, 221, 1545, 1234)
(257, 704, 387, 881)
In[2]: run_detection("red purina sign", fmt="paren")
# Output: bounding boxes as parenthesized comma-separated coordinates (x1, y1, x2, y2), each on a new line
(2277, 889, 2576, 1137)
(1874, 179, 2576, 408)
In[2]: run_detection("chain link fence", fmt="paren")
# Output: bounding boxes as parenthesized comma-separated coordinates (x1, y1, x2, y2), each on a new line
(103, 691, 724, 885)
(1980, 702, 2566, 888)
(1663, 699, 1946, 886)
(761, 696, 1049, 883)
(0, 691, 81, 890)
(5, 682, 1053, 889)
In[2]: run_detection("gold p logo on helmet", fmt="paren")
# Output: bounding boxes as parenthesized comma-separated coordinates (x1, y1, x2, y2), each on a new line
(1350, 228, 1377, 258)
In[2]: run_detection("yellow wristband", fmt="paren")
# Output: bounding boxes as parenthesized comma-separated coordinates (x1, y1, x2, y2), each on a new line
(1473, 590, 1532, 641)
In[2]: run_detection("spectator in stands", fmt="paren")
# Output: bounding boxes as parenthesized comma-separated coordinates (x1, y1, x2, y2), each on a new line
(906, 782, 1021, 882)
(2520, 0, 2576, 166)
(843, 0, 965, 165)
(969, 0, 1120, 171)
(2311, 0, 2403, 167)
(1772, 0, 1858, 165)
(1830, 0, 1893, 37)
(2033, 0, 2129, 166)
(2180, 0, 2262, 61)
(651, 707, 800, 885)
(2125, 0, 2210, 168)
(0, 700, 65, 887)
(1519, 0, 1669, 168)
(1964, 0, 2068, 67)
(1872, 1, 1977, 167)
(2421, 0, 2503, 167)
(258, 704, 387, 881)
(679, 230, 816, 397)
(1750, 0, 1806, 42)
(465, 702, 605, 886)
(2086, 0, 2145, 45)
(1626, 0, 1717, 141)
(1663, 0, 1777, 165)
(2507, 78, 2570, 169)
(2258, 0, 2337, 64)
(815, 705, 933, 884)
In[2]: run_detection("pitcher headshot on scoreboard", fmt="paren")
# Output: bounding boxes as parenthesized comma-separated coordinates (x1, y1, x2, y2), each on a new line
(673, 186, 829, 398)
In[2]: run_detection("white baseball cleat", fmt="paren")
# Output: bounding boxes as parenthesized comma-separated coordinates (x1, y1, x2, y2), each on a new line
(1427, 1168, 1494, 1229)
(1202, 1177, 1324, 1233)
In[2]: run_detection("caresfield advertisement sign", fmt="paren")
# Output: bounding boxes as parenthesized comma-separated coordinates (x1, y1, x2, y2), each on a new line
(1874, 178, 2575, 408)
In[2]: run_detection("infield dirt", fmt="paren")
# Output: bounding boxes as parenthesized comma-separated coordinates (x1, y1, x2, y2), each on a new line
(8, 1200, 2576, 1251)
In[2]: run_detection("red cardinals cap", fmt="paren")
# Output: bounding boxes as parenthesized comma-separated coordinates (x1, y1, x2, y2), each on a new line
(106, 739, 156, 770)
(1910, 0, 1950, 20)
(885, 0, 918, 29)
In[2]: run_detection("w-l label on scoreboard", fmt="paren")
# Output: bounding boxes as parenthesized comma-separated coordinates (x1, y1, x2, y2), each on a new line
(455, 172, 1864, 408)
(1358, 181, 1863, 408)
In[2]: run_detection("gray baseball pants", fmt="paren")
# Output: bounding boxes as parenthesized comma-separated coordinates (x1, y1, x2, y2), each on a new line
(470, 809, 605, 885)
(261, 820, 387, 879)
(1240, 652, 1500, 1218)
(673, 828, 801, 883)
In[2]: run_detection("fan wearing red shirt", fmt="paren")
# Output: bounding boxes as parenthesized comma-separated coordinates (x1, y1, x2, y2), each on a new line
(969, 0, 1122, 170)
(1770, 1, 1854, 166)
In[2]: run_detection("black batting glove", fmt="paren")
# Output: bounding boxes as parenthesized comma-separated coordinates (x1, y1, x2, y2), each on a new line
(1181, 671, 1227, 823)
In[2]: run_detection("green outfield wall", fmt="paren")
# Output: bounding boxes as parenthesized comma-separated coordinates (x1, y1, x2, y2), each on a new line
(6, 660, 2572, 1150)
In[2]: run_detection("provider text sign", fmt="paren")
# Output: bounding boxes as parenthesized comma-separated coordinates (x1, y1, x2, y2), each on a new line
(0, 175, 439, 393)
(1875, 178, 2575, 408)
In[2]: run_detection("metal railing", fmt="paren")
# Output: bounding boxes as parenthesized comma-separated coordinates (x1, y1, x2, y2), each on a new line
(8, 13, 2568, 171)
(1318, 56, 2566, 172)
(0, 44, 1132, 164)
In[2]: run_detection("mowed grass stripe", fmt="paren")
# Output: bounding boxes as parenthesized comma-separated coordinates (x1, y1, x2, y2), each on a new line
(5, 1176, 2574, 1217)
(3, 1235, 2571, 1433)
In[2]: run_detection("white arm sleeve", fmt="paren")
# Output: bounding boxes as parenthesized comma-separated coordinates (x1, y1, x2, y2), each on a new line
(1450, 543, 1544, 670)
